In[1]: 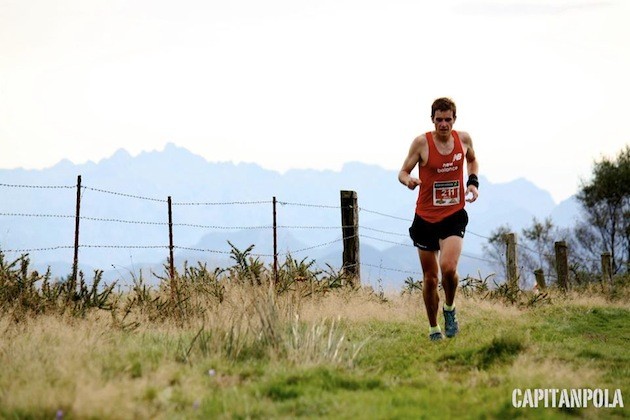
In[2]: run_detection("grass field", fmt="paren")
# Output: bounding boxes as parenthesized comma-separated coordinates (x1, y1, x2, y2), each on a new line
(0, 253, 628, 419)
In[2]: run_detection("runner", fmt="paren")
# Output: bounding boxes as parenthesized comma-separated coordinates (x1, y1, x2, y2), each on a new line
(398, 97, 479, 341)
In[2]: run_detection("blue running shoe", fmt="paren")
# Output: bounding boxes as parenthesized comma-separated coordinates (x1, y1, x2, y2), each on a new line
(429, 331, 444, 341)
(444, 308, 459, 338)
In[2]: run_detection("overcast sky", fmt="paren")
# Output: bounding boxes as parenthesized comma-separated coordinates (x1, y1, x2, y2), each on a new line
(1, 0, 628, 202)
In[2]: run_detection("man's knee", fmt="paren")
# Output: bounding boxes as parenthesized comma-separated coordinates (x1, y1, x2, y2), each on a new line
(440, 263, 458, 280)
(423, 274, 439, 288)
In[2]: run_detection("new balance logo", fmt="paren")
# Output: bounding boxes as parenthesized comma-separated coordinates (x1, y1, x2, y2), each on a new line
(453, 153, 463, 162)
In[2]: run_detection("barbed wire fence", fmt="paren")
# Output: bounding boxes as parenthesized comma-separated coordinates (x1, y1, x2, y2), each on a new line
(2, 176, 608, 290)
(0, 178, 369, 281)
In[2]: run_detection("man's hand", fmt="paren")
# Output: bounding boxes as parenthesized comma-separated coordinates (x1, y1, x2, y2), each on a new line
(465, 185, 478, 202)
(406, 177, 421, 190)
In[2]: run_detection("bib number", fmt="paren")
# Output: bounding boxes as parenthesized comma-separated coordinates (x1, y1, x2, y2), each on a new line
(433, 180, 460, 206)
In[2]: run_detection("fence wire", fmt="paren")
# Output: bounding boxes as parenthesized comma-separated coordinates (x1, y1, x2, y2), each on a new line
(359, 207, 410, 222)
(173, 200, 273, 206)
(0, 182, 74, 189)
(82, 186, 167, 202)
(359, 234, 413, 248)
(0, 212, 75, 220)
(174, 234, 356, 258)
(175, 246, 264, 257)
(290, 235, 353, 255)
(277, 201, 342, 209)
(2, 179, 519, 278)
(360, 226, 409, 237)
(1, 245, 74, 253)
(461, 252, 495, 264)
(361, 262, 422, 276)
(467, 230, 493, 240)
(278, 225, 351, 230)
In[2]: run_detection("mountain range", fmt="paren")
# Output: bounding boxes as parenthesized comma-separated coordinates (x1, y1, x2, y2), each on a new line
(0, 143, 582, 289)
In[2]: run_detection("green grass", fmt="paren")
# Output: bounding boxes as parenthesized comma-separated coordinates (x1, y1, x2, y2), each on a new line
(0, 252, 629, 419)
(531, 306, 630, 384)
(3, 296, 627, 419)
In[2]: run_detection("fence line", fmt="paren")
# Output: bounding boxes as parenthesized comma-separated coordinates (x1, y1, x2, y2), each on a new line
(467, 230, 493, 240)
(513, 241, 555, 261)
(2, 236, 350, 259)
(83, 186, 168, 202)
(173, 199, 273, 206)
(461, 252, 495, 264)
(0, 182, 493, 246)
(0, 209, 487, 246)
(359, 207, 410, 221)
(362, 262, 421, 276)
(0, 212, 345, 231)
(81, 245, 170, 250)
(0, 182, 74, 189)
(360, 226, 409, 237)
(6, 177, 622, 293)
(1, 245, 75, 253)
(277, 200, 342, 209)
(359, 234, 413, 248)
(290, 235, 354, 255)
(1, 178, 503, 281)
(278, 225, 351, 230)
(0, 212, 76, 220)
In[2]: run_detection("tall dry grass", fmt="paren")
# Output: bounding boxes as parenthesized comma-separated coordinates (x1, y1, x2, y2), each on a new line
(1, 249, 628, 418)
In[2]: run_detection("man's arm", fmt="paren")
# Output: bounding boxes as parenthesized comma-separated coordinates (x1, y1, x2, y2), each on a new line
(460, 132, 479, 202)
(398, 135, 425, 190)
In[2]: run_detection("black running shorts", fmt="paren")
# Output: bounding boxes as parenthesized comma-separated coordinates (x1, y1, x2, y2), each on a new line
(408, 209, 468, 251)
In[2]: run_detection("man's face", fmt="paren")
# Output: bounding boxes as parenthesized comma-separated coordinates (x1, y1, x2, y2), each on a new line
(432, 110, 455, 135)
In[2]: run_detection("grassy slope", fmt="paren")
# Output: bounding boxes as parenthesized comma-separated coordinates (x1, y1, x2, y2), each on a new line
(1, 289, 628, 419)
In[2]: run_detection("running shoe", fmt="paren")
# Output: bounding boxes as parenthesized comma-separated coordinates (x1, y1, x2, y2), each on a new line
(443, 308, 459, 338)
(429, 331, 444, 341)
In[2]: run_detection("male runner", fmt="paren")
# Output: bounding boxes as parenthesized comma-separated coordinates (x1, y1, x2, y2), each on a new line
(398, 97, 479, 341)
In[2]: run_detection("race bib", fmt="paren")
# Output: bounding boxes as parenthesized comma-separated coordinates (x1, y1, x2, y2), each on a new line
(433, 180, 460, 206)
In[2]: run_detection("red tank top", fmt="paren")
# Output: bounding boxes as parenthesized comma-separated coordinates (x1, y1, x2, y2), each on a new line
(415, 131, 465, 223)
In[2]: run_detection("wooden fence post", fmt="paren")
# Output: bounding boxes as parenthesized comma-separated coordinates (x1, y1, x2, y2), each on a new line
(555, 241, 568, 291)
(534, 268, 546, 290)
(167, 196, 176, 301)
(601, 251, 613, 290)
(506, 233, 518, 289)
(340, 190, 360, 285)
(72, 174, 82, 284)
(273, 196, 278, 286)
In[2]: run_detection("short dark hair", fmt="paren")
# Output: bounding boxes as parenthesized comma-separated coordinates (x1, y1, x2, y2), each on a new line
(431, 97, 457, 119)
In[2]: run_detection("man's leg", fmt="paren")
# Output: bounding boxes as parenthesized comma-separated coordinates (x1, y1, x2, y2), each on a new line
(439, 236, 463, 337)
(439, 236, 463, 305)
(418, 249, 440, 330)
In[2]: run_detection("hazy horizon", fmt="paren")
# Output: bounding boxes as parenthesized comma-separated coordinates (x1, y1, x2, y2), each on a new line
(2, 1, 628, 203)
(1, 141, 584, 204)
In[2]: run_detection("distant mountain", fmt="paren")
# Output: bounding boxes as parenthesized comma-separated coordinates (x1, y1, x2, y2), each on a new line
(551, 196, 582, 228)
(0, 143, 582, 289)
